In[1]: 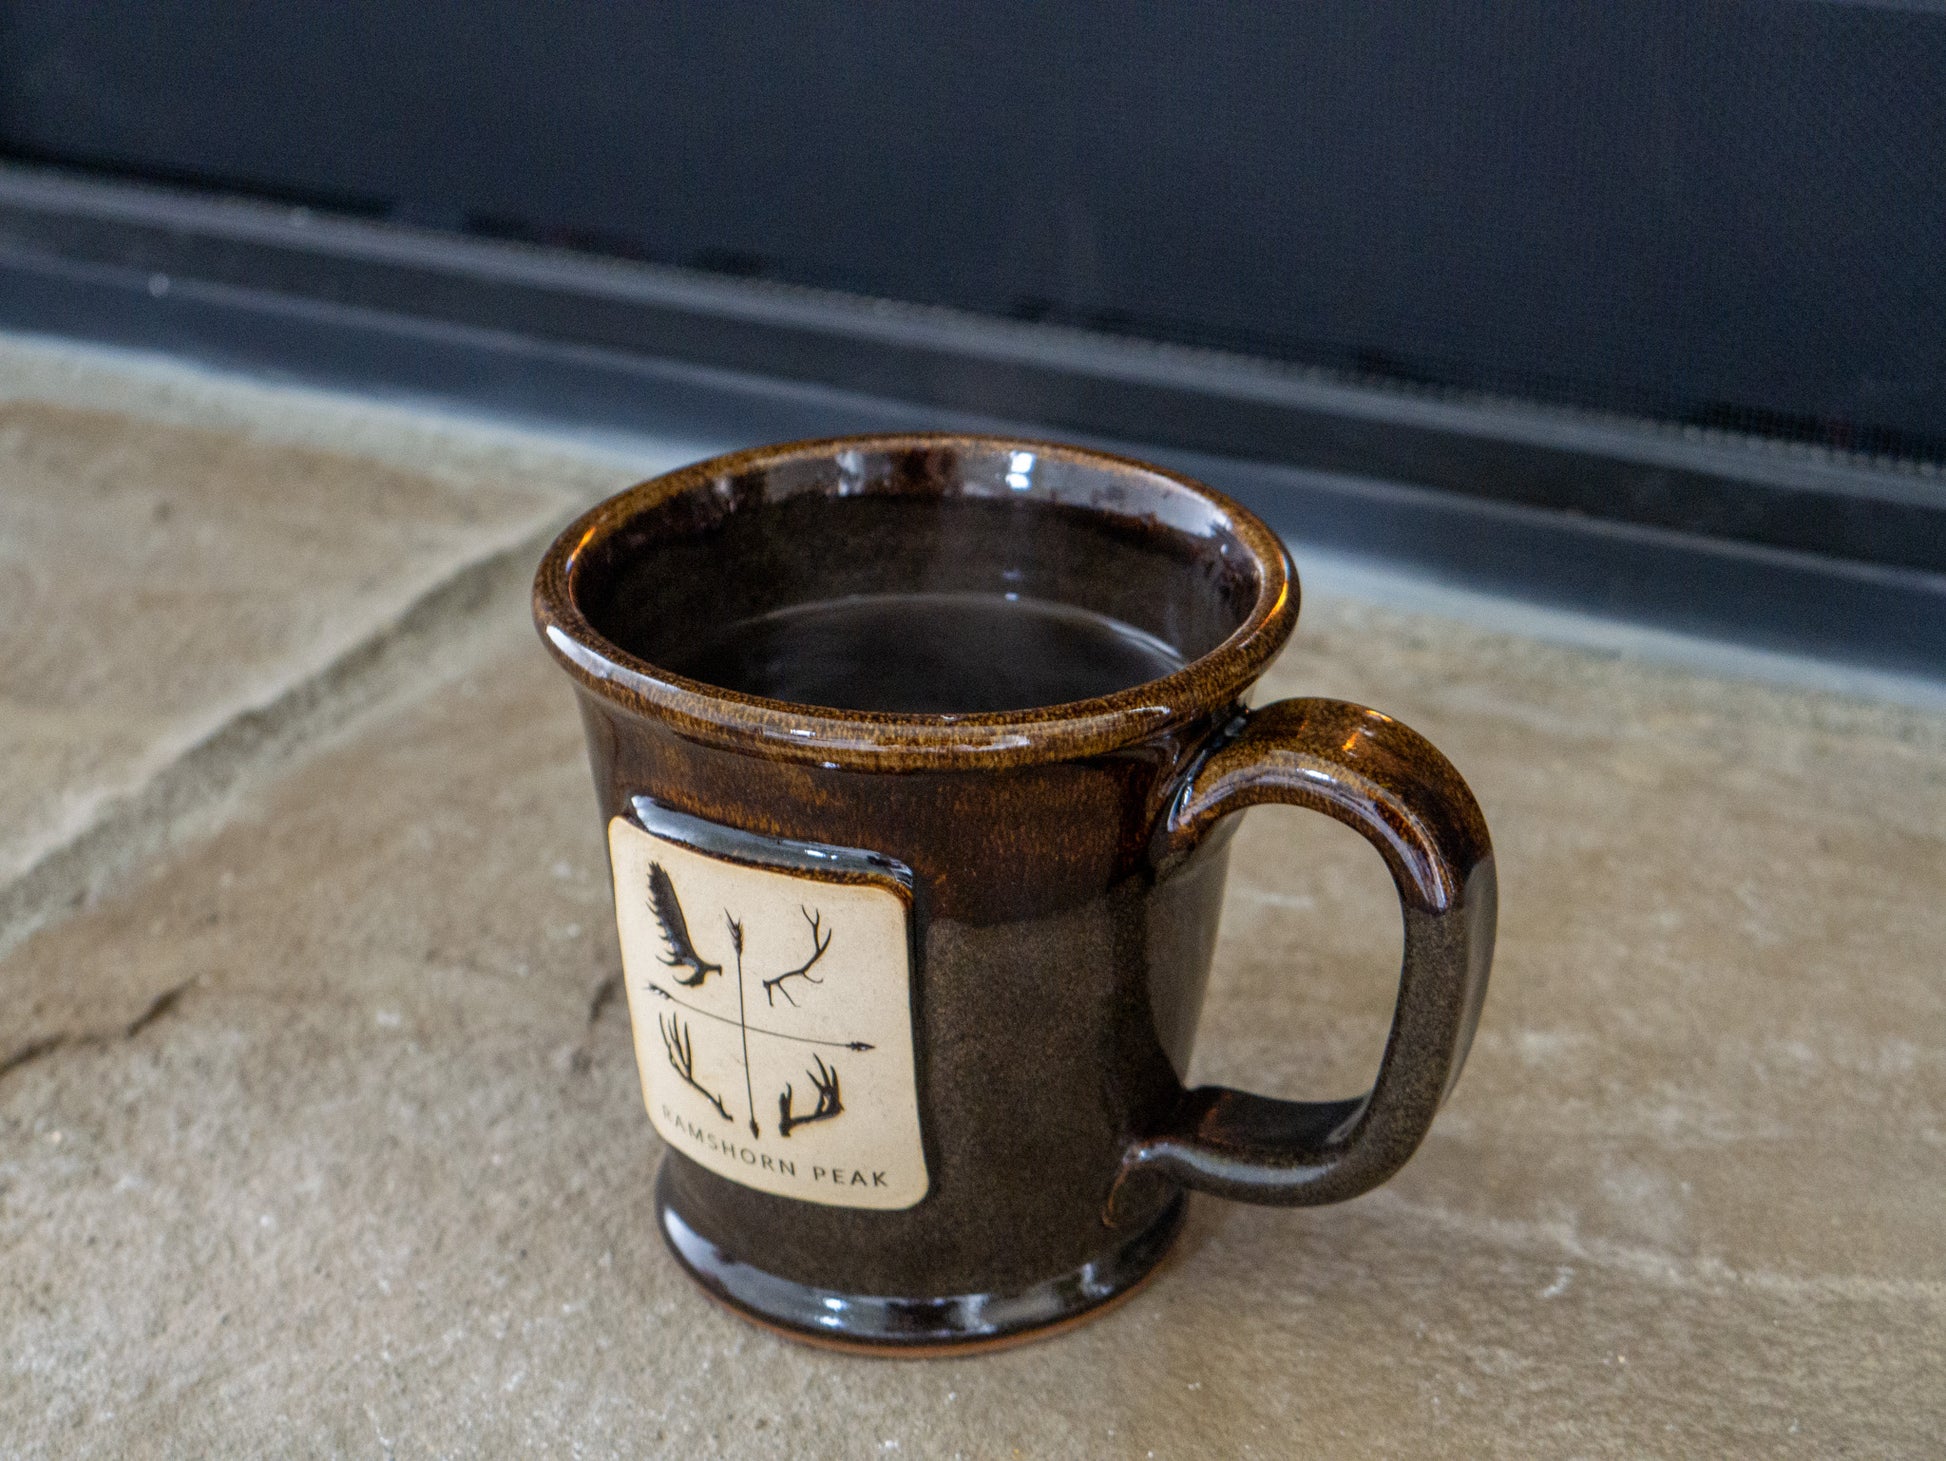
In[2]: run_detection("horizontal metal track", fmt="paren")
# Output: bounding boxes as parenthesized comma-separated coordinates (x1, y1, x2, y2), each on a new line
(0, 162, 1939, 679)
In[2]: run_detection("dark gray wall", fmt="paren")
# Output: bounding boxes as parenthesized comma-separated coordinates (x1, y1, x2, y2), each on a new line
(3, 0, 1942, 459)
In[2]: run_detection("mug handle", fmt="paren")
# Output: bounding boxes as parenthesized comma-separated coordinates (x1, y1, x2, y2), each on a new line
(1112, 698, 1496, 1217)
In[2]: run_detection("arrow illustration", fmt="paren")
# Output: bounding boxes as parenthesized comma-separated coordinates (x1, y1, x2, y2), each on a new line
(644, 982, 876, 1052)
(727, 914, 759, 1137)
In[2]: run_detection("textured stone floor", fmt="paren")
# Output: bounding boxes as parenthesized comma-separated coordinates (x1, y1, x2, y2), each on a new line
(2, 336, 1941, 1457)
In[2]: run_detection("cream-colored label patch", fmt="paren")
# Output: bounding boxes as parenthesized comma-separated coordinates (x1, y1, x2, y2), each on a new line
(608, 812, 927, 1210)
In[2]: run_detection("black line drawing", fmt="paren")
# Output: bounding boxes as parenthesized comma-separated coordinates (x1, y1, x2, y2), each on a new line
(644, 861, 868, 1137)
(648, 862, 722, 986)
(777, 1056, 844, 1137)
(761, 907, 832, 1006)
(643, 983, 875, 1051)
(728, 914, 760, 1137)
(658, 1012, 731, 1121)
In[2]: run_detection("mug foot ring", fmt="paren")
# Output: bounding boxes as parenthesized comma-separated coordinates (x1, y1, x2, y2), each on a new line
(655, 1164, 1186, 1356)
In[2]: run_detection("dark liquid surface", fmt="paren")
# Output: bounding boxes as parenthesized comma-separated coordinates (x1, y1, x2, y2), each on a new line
(671, 591, 1188, 714)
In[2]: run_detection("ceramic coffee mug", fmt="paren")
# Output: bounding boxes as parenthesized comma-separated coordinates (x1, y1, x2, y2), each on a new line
(534, 434, 1494, 1352)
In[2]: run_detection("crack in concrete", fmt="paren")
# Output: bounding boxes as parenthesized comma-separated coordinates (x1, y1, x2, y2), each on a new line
(0, 1034, 65, 1083)
(569, 973, 627, 1077)
(0, 977, 198, 1086)
(585, 972, 624, 1029)
(122, 981, 190, 1039)
(0, 515, 569, 965)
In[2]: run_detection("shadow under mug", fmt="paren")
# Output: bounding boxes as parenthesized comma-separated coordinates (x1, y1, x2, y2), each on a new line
(534, 434, 1495, 1353)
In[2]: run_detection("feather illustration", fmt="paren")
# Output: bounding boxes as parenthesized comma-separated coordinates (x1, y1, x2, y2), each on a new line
(647, 862, 722, 987)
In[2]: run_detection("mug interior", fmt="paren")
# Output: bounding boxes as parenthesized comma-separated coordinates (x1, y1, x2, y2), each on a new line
(569, 439, 1267, 715)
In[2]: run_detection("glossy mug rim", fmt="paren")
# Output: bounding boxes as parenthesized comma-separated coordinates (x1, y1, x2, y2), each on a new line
(531, 432, 1299, 770)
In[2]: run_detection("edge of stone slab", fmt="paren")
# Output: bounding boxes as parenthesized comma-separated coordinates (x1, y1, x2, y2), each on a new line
(0, 517, 562, 963)
(0, 327, 681, 491)
(1289, 585, 1946, 752)
(11, 326, 1941, 722)
(1297, 546, 1946, 718)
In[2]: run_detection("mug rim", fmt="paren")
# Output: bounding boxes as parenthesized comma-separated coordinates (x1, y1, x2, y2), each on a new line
(532, 432, 1299, 770)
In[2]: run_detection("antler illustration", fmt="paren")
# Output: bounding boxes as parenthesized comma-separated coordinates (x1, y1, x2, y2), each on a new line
(658, 1012, 732, 1121)
(777, 1055, 843, 1137)
(761, 908, 832, 1007)
(647, 862, 721, 987)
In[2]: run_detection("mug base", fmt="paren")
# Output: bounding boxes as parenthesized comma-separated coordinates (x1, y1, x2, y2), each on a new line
(654, 1160, 1187, 1355)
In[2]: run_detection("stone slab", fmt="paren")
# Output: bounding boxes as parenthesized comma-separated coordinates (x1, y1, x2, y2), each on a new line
(4, 577, 1941, 1456)
(0, 332, 713, 964)
(0, 396, 523, 892)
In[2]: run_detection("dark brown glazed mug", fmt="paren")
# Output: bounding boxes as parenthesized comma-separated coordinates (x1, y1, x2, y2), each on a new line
(533, 434, 1495, 1353)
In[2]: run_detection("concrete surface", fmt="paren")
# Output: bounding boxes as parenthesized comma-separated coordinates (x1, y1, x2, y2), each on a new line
(2, 336, 1942, 1457)
(0, 337, 693, 961)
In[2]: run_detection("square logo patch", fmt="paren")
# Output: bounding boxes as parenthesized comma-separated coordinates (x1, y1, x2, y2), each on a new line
(607, 801, 928, 1210)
